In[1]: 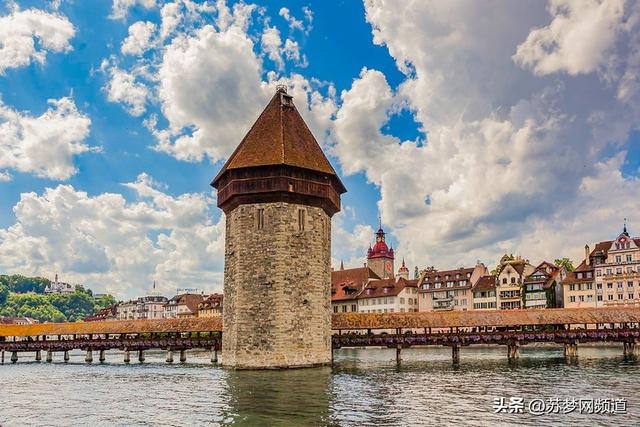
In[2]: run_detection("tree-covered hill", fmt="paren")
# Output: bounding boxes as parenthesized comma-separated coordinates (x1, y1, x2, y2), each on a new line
(0, 275, 116, 322)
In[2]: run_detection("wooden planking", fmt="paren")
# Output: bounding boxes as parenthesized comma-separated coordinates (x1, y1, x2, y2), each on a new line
(3, 307, 640, 337)
(0, 317, 222, 338)
(331, 307, 640, 330)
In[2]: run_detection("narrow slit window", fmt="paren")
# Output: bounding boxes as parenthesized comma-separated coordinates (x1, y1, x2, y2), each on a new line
(257, 208, 264, 229)
(298, 209, 305, 231)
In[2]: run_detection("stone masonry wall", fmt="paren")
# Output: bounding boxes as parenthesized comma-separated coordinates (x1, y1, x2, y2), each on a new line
(222, 202, 332, 369)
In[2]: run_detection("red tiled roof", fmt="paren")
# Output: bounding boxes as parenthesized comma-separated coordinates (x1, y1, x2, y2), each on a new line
(359, 277, 416, 299)
(213, 88, 340, 184)
(472, 275, 496, 292)
(331, 267, 379, 301)
(418, 267, 475, 291)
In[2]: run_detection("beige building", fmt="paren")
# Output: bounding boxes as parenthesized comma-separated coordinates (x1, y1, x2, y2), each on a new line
(495, 255, 535, 310)
(164, 293, 205, 318)
(198, 293, 223, 317)
(417, 263, 488, 312)
(358, 277, 419, 313)
(564, 224, 640, 308)
(472, 275, 498, 310)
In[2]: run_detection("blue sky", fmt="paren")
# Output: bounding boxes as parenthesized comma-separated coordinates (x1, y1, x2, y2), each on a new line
(1, 0, 639, 298)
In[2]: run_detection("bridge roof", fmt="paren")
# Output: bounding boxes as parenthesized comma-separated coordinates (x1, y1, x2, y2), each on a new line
(331, 307, 640, 330)
(0, 317, 222, 338)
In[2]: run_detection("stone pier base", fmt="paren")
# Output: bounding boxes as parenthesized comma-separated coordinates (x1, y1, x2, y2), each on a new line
(507, 343, 520, 360)
(564, 342, 578, 358)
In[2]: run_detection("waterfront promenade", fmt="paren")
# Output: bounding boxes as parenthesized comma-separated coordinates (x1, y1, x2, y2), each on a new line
(2, 307, 640, 365)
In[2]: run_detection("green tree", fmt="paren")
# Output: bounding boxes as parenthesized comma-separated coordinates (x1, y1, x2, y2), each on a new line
(0, 274, 50, 294)
(0, 283, 9, 305)
(554, 258, 575, 272)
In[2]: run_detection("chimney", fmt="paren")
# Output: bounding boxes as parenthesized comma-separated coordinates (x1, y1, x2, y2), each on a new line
(585, 244, 590, 266)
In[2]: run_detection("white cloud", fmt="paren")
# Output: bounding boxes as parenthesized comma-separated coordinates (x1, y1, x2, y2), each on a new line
(0, 174, 225, 298)
(327, 0, 640, 271)
(0, 7, 75, 74)
(103, 64, 150, 116)
(110, 0, 157, 21)
(0, 171, 11, 182)
(0, 97, 93, 180)
(121, 21, 157, 55)
(513, 0, 626, 76)
(261, 26, 283, 69)
(279, 6, 312, 34)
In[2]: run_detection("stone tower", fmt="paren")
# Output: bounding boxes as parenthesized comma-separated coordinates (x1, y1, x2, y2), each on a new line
(367, 227, 395, 279)
(211, 86, 346, 369)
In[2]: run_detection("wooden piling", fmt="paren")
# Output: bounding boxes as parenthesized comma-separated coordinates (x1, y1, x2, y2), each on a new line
(180, 349, 186, 363)
(11, 351, 18, 364)
(46, 349, 53, 363)
(35, 350, 41, 362)
(63, 350, 69, 363)
(211, 347, 218, 364)
(138, 350, 145, 363)
(85, 349, 93, 363)
(166, 349, 174, 363)
(452, 344, 460, 363)
(123, 349, 130, 364)
(99, 349, 106, 363)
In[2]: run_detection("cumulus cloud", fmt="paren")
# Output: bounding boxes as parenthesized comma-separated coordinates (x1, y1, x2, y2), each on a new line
(110, 0, 157, 21)
(0, 7, 75, 74)
(327, 0, 640, 270)
(514, 0, 625, 76)
(279, 6, 313, 34)
(0, 174, 225, 298)
(102, 63, 150, 116)
(121, 21, 157, 55)
(0, 97, 93, 180)
(0, 171, 11, 182)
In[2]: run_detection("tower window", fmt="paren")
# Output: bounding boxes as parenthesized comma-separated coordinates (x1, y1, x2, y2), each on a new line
(257, 208, 265, 229)
(298, 209, 305, 231)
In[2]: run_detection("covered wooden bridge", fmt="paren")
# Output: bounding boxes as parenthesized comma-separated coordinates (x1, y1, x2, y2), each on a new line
(2, 307, 640, 364)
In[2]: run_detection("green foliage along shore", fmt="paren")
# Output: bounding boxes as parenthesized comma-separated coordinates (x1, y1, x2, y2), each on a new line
(0, 274, 116, 322)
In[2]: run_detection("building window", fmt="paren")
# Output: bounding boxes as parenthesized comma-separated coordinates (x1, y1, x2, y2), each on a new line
(257, 208, 265, 229)
(587, 295, 593, 302)
(333, 306, 338, 313)
(616, 268, 623, 274)
(298, 209, 305, 231)
(502, 278, 507, 284)
(597, 295, 603, 301)
(607, 283, 613, 289)
(570, 296, 576, 302)
(618, 294, 623, 300)
(579, 295, 584, 302)
(629, 294, 634, 300)
(351, 304, 357, 312)
(569, 284, 575, 291)
(608, 295, 614, 301)
(511, 277, 516, 284)
(616, 255, 622, 263)
(341, 305, 347, 312)
(596, 270, 601, 276)
(606, 268, 612, 275)
(597, 283, 602, 290)
(586, 283, 593, 290)
(627, 255, 633, 263)
(618, 282, 624, 289)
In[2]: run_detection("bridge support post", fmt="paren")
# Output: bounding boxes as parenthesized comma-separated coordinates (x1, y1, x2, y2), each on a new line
(166, 349, 173, 363)
(1, 350, 4, 365)
(35, 350, 41, 362)
(63, 350, 69, 363)
(180, 349, 186, 363)
(46, 350, 53, 363)
(138, 350, 145, 363)
(123, 349, 130, 364)
(452, 344, 460, 363)
(11, 351, 18, 364)
(85, 349, 93, 363)
(564, 342, 578, 358)
(396, 344, 402, 365)
(623, 341, 637, 357)
(99, 350, 106, 363)
(211, 347, 218, 364)
(507, 343, 520, 360)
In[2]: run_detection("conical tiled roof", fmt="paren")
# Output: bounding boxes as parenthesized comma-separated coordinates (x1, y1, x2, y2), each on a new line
(213, 87, 339, 184)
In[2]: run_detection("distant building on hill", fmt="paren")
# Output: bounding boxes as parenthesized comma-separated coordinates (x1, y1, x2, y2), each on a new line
(0, 316, 39, 325)
(44, 274, 75, 294)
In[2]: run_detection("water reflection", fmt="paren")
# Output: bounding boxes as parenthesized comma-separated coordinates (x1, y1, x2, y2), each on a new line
(0, 346, 638, 426)
(221, 367, 332, 426)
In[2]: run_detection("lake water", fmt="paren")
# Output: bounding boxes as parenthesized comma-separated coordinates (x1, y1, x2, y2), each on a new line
(1, 345, 638, 426)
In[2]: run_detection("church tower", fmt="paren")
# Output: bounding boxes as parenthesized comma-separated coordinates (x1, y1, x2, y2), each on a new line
(367, 226, 395, 279)
(211, 86, 346, 369)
